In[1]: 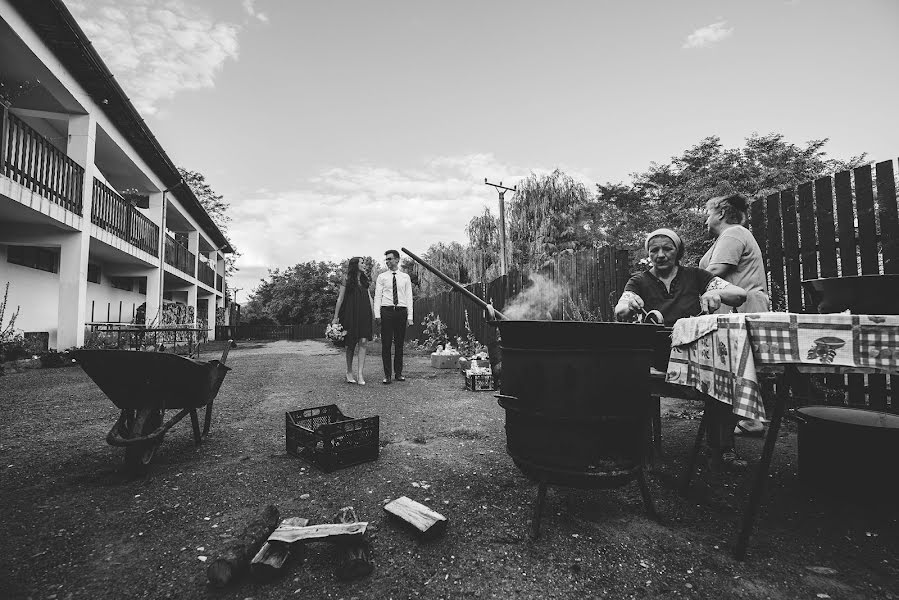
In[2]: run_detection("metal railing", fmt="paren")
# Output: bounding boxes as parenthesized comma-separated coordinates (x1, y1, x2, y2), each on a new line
(91, 178, 160, 256)
(1, 108, 84, 214)
(198, 260, 216, 287)
(164, 236, 196, 277)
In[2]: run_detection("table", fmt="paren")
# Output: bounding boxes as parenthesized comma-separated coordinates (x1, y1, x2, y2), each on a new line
(664, 312, 899, 560)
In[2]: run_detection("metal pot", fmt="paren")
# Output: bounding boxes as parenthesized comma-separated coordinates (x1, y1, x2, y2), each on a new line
(795, 406, 899, 501)
(490, 320, 664, 489)
(801, 274, 899, 315)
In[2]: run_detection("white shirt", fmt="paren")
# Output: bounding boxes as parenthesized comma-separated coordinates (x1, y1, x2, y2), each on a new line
(374, 269, 414, 323)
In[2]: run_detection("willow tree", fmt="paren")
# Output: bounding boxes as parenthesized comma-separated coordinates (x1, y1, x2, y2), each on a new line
(414, 242, 469, 296)
(507, 169, 592, 271)
(464, 207, 500, 282)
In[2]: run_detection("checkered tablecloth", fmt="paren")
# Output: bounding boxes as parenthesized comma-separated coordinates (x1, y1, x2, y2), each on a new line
(664, 312, 899, 421)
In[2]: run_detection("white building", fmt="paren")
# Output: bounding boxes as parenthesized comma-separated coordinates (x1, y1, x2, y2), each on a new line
(0, 0, 233, 350)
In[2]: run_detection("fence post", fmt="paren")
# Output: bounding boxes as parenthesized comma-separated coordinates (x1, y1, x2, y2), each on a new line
(0, 102, 8, 177)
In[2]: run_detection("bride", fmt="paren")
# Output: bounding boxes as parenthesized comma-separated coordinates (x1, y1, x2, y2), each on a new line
(332, 257, 375, 384)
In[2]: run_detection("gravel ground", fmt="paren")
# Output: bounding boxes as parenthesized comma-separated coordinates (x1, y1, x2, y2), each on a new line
(1, 339, 897, 600)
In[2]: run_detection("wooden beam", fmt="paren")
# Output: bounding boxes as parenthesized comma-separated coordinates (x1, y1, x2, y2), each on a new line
(383, 496, 447, 539)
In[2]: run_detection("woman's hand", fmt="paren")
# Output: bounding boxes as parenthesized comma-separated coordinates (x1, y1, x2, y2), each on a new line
(700, 290, 723, 314)
(332, 316, 339, 324)
(615, 291, 643, 321)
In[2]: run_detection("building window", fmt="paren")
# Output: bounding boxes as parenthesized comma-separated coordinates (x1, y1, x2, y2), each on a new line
(137, 277, 147, 295)
(110, 277, 133, 291)
(87, 263, 101, 283)
(7, 245, 59, 273)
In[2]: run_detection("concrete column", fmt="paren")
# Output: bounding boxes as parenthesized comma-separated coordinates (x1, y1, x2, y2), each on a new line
(146, 191, 166, 324)
(203, 292, 217, 341)
(57, 114, 96, 349)
(141, 267, 161, 326)
(187, 284, 198, 327)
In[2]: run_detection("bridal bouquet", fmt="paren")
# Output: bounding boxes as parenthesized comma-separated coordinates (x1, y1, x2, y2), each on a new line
(325, 323, 347, 346)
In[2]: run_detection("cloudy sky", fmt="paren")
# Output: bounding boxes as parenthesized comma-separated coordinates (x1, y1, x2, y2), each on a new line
(64, 0, 899, 302)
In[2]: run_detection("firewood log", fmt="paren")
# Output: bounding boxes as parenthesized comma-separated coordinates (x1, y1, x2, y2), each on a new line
(207, 504, 280, 588)
(333, 506, 373, 580)
(265, 522, 367, 543)
(250, 517, 309, 582)
(383, 496, 447, 539)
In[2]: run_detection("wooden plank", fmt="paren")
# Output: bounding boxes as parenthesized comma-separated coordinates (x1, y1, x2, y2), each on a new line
(383, 496, 447, 539)
(797, 182, 818, 312)
(266, 522, 367, 544)
(597, 246, 609, 320)
(834, 170, 858, 277)
(749, 198, 768, 270)
(813, 175, 846, 403)
(766, 193, 786, 311)
(875, 159, 899, 412)
(876, 159, 899, 274)
(853, 165, 880, 275)
(615, 249, 630, 304)
(853, 165, 887, 409)
(780, 189, 802, 313)
(814, 176, 839, 278)
(834, 169, 865, 405)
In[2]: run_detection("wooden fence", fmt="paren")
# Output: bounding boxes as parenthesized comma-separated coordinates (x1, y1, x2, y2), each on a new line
(410, 246, 631, 343)
(747, 157, 898, 411)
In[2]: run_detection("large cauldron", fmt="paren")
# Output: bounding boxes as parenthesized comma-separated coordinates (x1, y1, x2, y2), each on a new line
(493, 320, 663, 487)
(802, 274, 899, 315)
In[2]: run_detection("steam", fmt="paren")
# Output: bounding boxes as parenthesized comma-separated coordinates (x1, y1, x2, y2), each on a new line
(502, 274, 565, 321)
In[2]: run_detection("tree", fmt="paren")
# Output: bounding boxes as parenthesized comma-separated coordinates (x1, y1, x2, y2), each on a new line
(464, 207, 500, 283)
(413, 242, 469, 296)
(241, 261, 341, 325)
(178, 167, 241, 277)
(589, 133, 868, 266)
(507, 169, 592, 271)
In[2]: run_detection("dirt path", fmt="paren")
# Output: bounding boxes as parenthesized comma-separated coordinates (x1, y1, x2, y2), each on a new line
(1, 340, 897, 599)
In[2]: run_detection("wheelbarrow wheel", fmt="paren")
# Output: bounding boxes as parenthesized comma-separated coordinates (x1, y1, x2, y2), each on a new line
(124, 408, 164, 472)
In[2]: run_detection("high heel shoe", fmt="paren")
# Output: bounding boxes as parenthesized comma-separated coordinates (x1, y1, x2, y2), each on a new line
(345, 374, 357, 384)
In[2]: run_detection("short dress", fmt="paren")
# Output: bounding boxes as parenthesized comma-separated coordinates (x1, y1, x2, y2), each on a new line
(339, 279, 374, 343)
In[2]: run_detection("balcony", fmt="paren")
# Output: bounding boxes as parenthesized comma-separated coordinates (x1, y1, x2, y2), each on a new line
(1, 107, 85, 214)
(198, 260, 216, 288)
(91, 178, 160, 256)
(165, 236, 195, 278)
(216, 273, 223, 292)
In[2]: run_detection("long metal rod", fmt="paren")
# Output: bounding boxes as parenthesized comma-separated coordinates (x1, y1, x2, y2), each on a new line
(401, 247, 506, 320)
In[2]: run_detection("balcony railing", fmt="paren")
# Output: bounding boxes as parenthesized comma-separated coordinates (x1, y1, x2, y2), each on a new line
(91, 178, 160, 256)
(198, 260, 216, 288)
(216, 273, 223, 292)
(165, 236, 196, 277)
(1, 108, 84, 214)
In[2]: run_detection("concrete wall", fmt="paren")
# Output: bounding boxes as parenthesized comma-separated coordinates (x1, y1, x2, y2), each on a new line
(0, 244, 61, 347)
(85, 280, 146, 324)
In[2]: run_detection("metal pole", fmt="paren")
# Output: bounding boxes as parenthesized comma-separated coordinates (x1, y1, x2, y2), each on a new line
(485, 179, 516, 276)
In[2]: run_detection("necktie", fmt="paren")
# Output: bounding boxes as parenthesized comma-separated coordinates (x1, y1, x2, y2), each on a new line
(392, 272, 399, 306)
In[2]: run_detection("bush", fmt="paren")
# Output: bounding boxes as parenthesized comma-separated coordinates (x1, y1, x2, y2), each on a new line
(417, 313, 450, 351)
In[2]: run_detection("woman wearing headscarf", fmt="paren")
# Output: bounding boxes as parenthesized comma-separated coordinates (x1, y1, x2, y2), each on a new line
(615, 228, 750, 472)
(701, 194, 770, 436)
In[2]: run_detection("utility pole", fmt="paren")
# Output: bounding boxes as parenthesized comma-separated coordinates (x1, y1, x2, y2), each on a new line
(484, 179, 516, 276)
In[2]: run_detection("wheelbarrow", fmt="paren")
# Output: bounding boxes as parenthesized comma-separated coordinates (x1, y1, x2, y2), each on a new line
(74, 346, 231, 471)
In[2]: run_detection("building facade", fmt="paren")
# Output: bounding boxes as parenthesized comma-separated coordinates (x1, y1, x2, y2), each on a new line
(0, 0, 233, 350)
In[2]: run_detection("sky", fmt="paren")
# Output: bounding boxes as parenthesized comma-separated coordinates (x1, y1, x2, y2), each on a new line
(63, 0, 899, 303)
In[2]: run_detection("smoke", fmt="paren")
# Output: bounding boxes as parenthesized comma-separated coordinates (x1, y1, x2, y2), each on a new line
(502, 274, 565, 321)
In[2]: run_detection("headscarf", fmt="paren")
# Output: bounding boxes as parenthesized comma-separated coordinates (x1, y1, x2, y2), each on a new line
(645, 228, 684, 261)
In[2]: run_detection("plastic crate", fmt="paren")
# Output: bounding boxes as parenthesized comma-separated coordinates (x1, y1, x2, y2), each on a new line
(285, 405, 379, 472)
(464, 372, 495, 392)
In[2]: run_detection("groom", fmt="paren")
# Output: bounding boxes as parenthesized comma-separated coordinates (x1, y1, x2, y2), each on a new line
(374, 249, 414, 384)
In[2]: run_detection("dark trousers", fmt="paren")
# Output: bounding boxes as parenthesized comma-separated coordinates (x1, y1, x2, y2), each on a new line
(380, 306, 407, 378)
